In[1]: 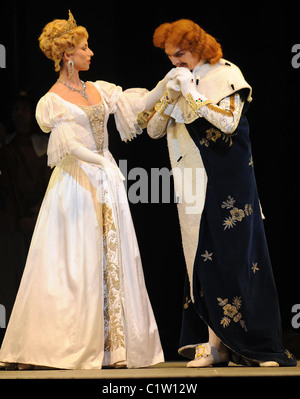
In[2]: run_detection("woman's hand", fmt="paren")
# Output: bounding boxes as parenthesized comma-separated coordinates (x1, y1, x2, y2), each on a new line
(71, 145, 125, 185)
(160, 68, 178, 85)
(144, 68, 178, 111)
(99, 157, 125, 185)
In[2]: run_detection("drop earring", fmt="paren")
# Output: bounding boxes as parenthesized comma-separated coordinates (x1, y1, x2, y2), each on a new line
(67, 59, 74, 78)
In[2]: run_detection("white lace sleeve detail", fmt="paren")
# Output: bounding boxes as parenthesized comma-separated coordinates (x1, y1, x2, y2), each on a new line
(93, 81, 148, 142)
(170, 92, 245, 134)
(198, 92, 245, 134)
(114, 88, 148, 141)
(35, 94, 90, 168)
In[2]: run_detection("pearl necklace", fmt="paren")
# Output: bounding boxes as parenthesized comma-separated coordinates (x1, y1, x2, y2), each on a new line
(57, 79, 88, 100)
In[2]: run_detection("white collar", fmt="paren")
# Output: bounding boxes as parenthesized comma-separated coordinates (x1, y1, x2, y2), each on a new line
(192, 59, 224, 79)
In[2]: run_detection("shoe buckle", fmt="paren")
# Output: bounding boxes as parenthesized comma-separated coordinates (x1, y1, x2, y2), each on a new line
(195, 345, 206, 358)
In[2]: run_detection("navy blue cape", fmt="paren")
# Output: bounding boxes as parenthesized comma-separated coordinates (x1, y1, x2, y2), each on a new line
(179, 113, 296, 366)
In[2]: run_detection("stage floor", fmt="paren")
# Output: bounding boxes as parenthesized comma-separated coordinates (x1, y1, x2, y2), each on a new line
(1, 361, 300, 379)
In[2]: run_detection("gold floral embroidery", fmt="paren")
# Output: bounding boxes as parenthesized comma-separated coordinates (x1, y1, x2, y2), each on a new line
(102, 201, 125, 352)
(221, 195, 253, 230)
(218, 297, 247, 331)
(184, 297, 192, 309)
(285, 349, 293, 359)
(200, 127, 234, 147)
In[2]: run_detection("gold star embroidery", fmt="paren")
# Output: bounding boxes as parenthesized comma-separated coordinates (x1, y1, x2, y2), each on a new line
(201, 250, 213, 262)
(251, 262, 260, 273)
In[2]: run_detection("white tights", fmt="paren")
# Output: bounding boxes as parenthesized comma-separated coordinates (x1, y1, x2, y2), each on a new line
(208, 327, 227, 354)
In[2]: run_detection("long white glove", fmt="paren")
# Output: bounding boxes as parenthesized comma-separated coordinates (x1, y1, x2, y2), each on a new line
(71, 145, 125, 185)
(174, 67, 211, 112)
(153, 68, 192, 118)
(143, 68, 177, 111)
(166, 79, 181, 101)
(166, 67, 192, 100)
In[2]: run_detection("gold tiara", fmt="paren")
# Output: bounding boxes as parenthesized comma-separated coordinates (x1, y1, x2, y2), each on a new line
(53, 10, 77, 39)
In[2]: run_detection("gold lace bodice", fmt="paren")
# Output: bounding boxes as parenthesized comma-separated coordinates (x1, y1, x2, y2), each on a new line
(80, 104, 105, 153)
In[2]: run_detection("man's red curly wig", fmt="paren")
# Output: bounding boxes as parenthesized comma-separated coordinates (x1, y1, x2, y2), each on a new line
(153, 19, 222, 65)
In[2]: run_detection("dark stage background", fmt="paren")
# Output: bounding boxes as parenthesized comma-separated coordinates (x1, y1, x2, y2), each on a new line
(0, 2, 299, 360)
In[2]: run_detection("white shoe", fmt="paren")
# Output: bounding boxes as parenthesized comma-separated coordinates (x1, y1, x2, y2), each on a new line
(259, 361, 279, 367)
(187, 343, 229, 368)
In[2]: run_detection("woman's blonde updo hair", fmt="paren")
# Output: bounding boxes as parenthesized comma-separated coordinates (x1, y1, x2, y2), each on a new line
(153, 19, 222, 65)
(38, 12, 88, 72)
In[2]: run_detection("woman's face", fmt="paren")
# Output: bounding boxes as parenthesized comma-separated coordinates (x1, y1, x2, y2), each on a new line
(68, 38, 94, 71)
(165, 41, 200, 70)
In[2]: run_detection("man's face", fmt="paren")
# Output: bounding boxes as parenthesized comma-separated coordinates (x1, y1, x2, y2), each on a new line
(165, 42, 200, 70)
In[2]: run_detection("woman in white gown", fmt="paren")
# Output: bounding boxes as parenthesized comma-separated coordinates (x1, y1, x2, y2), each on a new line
(0, 11, 169, 370)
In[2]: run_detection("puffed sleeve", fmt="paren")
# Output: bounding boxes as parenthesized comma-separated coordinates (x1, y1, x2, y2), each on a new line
(36, 94, 90, 168)
(93, 81, 148, 142)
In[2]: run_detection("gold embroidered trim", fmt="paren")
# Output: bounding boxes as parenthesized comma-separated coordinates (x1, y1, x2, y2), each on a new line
(155, 92, 173, 119)
(147, 109, 157, 123)
(185, 92, 211, 113)
(205, 95, 236, 117)
(206, 103, 232, 117)
(230, 95, 235, 113)
(80, 104, 105, 153)
(102, 201, 125, 352)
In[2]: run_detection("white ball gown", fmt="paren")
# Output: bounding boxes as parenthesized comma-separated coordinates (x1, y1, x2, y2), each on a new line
(0, 81, 164, 370)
